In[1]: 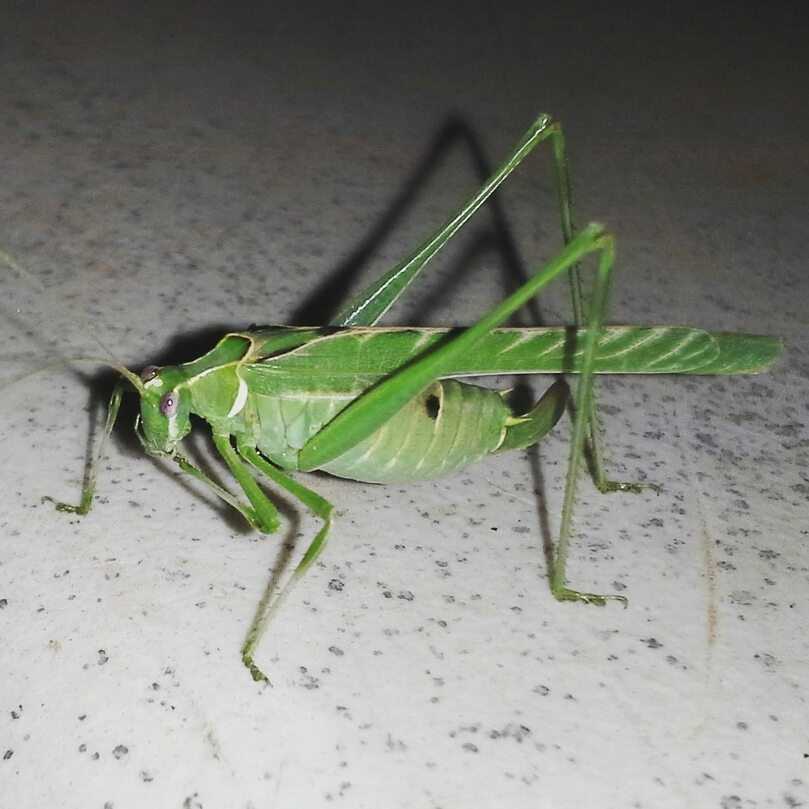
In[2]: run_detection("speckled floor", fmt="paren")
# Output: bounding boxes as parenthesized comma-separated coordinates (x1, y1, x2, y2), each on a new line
(2, 3, 807, 808)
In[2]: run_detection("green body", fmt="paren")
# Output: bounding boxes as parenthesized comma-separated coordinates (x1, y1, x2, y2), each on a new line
(45, 113, 783, 683)
(152, 325, 780, 485)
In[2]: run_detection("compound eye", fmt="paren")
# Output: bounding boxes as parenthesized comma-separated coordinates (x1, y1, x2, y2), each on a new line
(140, 365, 160, 382)
(159, 391, 179, 418)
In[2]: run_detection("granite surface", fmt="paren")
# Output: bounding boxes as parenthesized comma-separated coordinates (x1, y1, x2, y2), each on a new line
(2, 3, 807, 808)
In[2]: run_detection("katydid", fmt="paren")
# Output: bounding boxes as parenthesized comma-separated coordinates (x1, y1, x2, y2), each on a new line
(40, 113, 781, 683)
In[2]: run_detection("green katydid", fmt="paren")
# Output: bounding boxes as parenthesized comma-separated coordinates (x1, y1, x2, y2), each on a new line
(41, 113, 781, 683)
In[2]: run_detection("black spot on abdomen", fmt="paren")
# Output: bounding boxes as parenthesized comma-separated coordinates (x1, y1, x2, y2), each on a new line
(425, 394, 440, 420)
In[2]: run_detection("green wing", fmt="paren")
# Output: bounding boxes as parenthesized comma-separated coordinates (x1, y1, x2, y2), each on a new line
(242, 325, 782, 396)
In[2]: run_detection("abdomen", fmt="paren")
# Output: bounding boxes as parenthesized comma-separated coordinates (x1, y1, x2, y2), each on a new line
(252, 380, 511, 483)
(319, 380, 510, 483)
